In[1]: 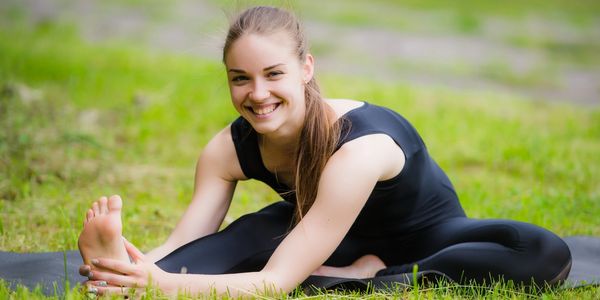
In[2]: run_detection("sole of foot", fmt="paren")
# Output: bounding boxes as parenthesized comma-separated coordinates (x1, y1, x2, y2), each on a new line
(78, 195, 130, 267)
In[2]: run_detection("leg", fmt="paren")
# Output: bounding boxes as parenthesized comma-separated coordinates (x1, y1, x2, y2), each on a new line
(78, 195, 129, 266)
(312, 254, 386, 279)
(157, 201, 383, 277)
(77, 198, 373, 278)
(156, 201, 295, 274)
(376, 218, 572, 285)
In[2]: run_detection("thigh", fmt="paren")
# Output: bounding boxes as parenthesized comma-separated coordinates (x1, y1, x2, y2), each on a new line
(378, 218, 547, 263)
(156, 201, 295, 274)
(378, 218, 571, 284)
(416, 218, 563, 256)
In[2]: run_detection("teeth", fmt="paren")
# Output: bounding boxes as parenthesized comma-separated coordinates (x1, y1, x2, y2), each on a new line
(252, 104, 278, 115)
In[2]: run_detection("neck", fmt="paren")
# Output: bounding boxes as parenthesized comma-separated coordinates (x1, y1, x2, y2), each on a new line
(259, 127, 301, 155)
(259, 104, 306, 154)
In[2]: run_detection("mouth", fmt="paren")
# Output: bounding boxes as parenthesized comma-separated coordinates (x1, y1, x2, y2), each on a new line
(246, 103, 281, 118)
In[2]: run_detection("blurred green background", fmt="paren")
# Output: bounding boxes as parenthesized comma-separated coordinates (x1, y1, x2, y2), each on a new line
(0, 0, 599, 287)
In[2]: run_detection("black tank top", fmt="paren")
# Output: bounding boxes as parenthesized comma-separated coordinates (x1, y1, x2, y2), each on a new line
(230, 102, 465, 236)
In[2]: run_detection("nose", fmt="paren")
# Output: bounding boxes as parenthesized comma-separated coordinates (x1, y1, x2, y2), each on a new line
(249, 79, 270, 101)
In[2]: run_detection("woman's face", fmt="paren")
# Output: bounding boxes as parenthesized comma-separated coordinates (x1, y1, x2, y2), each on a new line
(225, 32, 314, 137)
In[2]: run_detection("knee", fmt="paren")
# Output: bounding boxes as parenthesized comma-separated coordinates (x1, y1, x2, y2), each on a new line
(227, 205, 292, 239)
(528, 228, 572, 283)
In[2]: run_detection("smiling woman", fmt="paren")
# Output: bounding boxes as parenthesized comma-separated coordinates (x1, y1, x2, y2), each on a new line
(63, 5, 575, 298)
(226, 33, 309, 137)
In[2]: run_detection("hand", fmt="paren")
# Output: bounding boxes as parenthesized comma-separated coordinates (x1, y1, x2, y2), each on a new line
(85, 239, 173, 296)
(79, 236, 130, 279)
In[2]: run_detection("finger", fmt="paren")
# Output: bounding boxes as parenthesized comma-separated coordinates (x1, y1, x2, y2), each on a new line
(85, 285, 99, 296)
(79, 264, 91, 277)
(95, 285, 140, 297)
(87, 280, 109, 287)
(87, 281, 133, 296)
(88, 268, 140, 288)
(123, 238, 145, 263)
(92, 258, 138, 276)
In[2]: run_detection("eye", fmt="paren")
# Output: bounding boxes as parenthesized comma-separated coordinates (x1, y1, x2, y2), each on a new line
(267, 71, 284, 78)
(231, 75, 249, 83)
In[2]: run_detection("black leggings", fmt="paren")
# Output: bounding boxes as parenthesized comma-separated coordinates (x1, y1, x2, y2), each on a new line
(156, 201, 571, 285)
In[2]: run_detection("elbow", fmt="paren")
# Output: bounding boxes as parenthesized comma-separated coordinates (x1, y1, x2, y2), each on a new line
(259, 269, 302, 295)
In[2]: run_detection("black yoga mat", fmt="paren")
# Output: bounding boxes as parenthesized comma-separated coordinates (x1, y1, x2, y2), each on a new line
(0, 250, 83, 295)
(1, 236, 598, 296)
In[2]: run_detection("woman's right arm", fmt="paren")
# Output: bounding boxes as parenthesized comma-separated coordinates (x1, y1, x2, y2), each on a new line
(145, 125, 246, 262)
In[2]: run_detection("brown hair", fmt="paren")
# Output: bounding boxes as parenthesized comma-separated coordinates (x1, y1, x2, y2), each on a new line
(223, 6, 342, 224)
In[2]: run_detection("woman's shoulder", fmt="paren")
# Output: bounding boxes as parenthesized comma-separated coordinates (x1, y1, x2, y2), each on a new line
(325, 98, 365, 120)
(200, 124, 247, 181)
(329, 99, 425, 158)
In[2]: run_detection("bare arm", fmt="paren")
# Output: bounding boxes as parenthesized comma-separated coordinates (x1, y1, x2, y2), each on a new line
(156, 134, 405, 296)
(145, 125, 246, 262)
(90, 134, 404, 296)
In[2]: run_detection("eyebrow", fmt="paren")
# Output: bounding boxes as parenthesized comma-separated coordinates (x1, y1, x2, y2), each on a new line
(228, 63, 285, 73)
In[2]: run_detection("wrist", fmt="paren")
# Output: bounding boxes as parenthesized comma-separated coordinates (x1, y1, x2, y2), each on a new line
(157, 271, 178, 296)
(145, 244, 173, 263)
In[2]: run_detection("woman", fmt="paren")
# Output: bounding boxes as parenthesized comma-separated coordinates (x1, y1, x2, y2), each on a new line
(77, 6, 572, 297)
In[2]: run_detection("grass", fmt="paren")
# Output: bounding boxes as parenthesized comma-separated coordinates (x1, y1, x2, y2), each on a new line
(1, 4, 599, 300)
(294, 0, 600, 81)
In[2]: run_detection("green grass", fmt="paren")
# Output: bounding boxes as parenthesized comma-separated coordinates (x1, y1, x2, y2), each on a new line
(1, 8, 599, 300)
(294, 0, 600, 75)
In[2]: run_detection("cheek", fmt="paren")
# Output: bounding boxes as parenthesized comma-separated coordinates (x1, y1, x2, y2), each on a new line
(229, 87, 246, 105)
(294, 83, 306, 102)
(279, 79, 305, 101)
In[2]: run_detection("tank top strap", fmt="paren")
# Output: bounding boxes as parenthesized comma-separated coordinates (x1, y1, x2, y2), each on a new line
(230, 117, 264, 179)
(336, 102, 425, 160)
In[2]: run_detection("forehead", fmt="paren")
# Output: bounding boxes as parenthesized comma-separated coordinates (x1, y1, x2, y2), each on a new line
(225, 32, 299, 70)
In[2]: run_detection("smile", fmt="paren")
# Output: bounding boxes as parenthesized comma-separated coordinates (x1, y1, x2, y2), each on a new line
(247, 103, 281, 118)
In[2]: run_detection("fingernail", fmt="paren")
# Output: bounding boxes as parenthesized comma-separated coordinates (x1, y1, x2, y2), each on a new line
(97, 281, 107, 287)
(87, 271, 93, 279)
(91, 259, 99, 265)
(88, 287, 98, 294)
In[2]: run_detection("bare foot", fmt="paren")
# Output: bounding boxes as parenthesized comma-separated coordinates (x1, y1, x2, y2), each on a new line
(78, 195, 130, 267)
(312, 254, 386, 279)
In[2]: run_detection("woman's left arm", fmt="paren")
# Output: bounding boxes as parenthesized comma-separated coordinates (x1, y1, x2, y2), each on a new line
(89, 134, 404, 297)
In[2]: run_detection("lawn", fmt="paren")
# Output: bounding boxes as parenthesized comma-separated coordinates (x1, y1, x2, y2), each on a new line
(1, 1, 599, 299)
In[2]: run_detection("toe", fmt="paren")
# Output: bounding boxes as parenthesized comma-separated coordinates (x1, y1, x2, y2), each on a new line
(108, 195, 123, 212)
(85, 209, 94, 223)
(99, 197, 108, 215)
(92, 201, 100, 216)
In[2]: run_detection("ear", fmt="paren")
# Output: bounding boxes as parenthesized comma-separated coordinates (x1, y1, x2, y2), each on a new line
(302, 53, 315, 83)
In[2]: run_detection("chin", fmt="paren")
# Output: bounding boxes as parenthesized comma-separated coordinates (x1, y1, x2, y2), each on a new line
(242, 112, 283, 135)
(249, 121, 281, 135)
